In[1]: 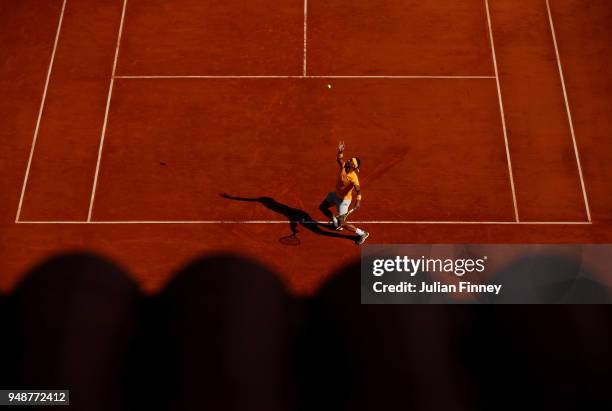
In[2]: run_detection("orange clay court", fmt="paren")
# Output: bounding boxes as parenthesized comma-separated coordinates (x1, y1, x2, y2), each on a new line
(1, 0, 611, 295)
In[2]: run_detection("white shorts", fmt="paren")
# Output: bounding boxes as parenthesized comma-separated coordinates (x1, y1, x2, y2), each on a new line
(326, 192, 351, 216)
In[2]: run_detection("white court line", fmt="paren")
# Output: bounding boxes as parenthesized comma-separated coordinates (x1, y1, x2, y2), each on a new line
(303, 0, 308, 76)
(546, 0, 592, 222)
(114, 75, 496, 79)
(485, 0, 520, 223)
(87, 0, 128, 221)
(15, 220, 591, 225)
(15, 0, 68, 223)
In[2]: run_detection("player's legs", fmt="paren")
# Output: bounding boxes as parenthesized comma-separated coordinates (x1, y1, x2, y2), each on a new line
(318, 201, 333, 220)
(334, 199, 351, 227)
(319, 192, 338, 220)
(342, 222, 369, 244)
(335, 199, 369, 244)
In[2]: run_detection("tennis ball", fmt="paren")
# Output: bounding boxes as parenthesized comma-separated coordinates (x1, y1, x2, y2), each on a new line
(327, 84, 332, 89)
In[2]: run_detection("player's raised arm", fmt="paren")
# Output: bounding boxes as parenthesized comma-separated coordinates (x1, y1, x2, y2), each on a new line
(337, 140, 345, 168)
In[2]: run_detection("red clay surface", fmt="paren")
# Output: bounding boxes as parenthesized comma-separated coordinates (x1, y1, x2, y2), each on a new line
(92, 78, 513, 221)
(308, 0, 493, 76)
(16, 0, 123, 221)
(491, 0, 588, 221)
(118, 0, 303, 76)
(1, 0, 611, 295)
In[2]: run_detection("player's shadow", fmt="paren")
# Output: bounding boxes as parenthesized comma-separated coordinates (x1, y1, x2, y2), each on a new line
(220, 193, 354, 243)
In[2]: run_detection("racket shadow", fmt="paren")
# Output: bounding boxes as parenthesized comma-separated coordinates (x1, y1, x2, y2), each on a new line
(220, 193, 356, 244)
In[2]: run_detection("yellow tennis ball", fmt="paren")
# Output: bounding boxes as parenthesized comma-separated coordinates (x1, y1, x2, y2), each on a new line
(327, 84, 332, 89)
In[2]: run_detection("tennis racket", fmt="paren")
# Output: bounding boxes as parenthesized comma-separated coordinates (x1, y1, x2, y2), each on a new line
(332, 208, 356, 228)
(337, 208, 356, 220)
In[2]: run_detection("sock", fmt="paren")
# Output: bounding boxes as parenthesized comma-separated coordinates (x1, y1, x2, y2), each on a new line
(355, 228, 365, 236)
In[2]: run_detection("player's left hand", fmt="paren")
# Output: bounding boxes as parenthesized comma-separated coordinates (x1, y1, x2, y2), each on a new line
(353, 201, 361, 211)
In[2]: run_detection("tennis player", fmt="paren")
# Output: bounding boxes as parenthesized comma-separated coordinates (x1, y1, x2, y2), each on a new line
(319, 141, 369, 245)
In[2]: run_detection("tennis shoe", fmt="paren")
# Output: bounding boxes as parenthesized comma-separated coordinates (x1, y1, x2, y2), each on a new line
(331, 216, 339, 228)
(356, 231, 369, 245)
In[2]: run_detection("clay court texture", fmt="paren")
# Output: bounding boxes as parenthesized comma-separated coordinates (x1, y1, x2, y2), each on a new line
(2, 0, 611, 295)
